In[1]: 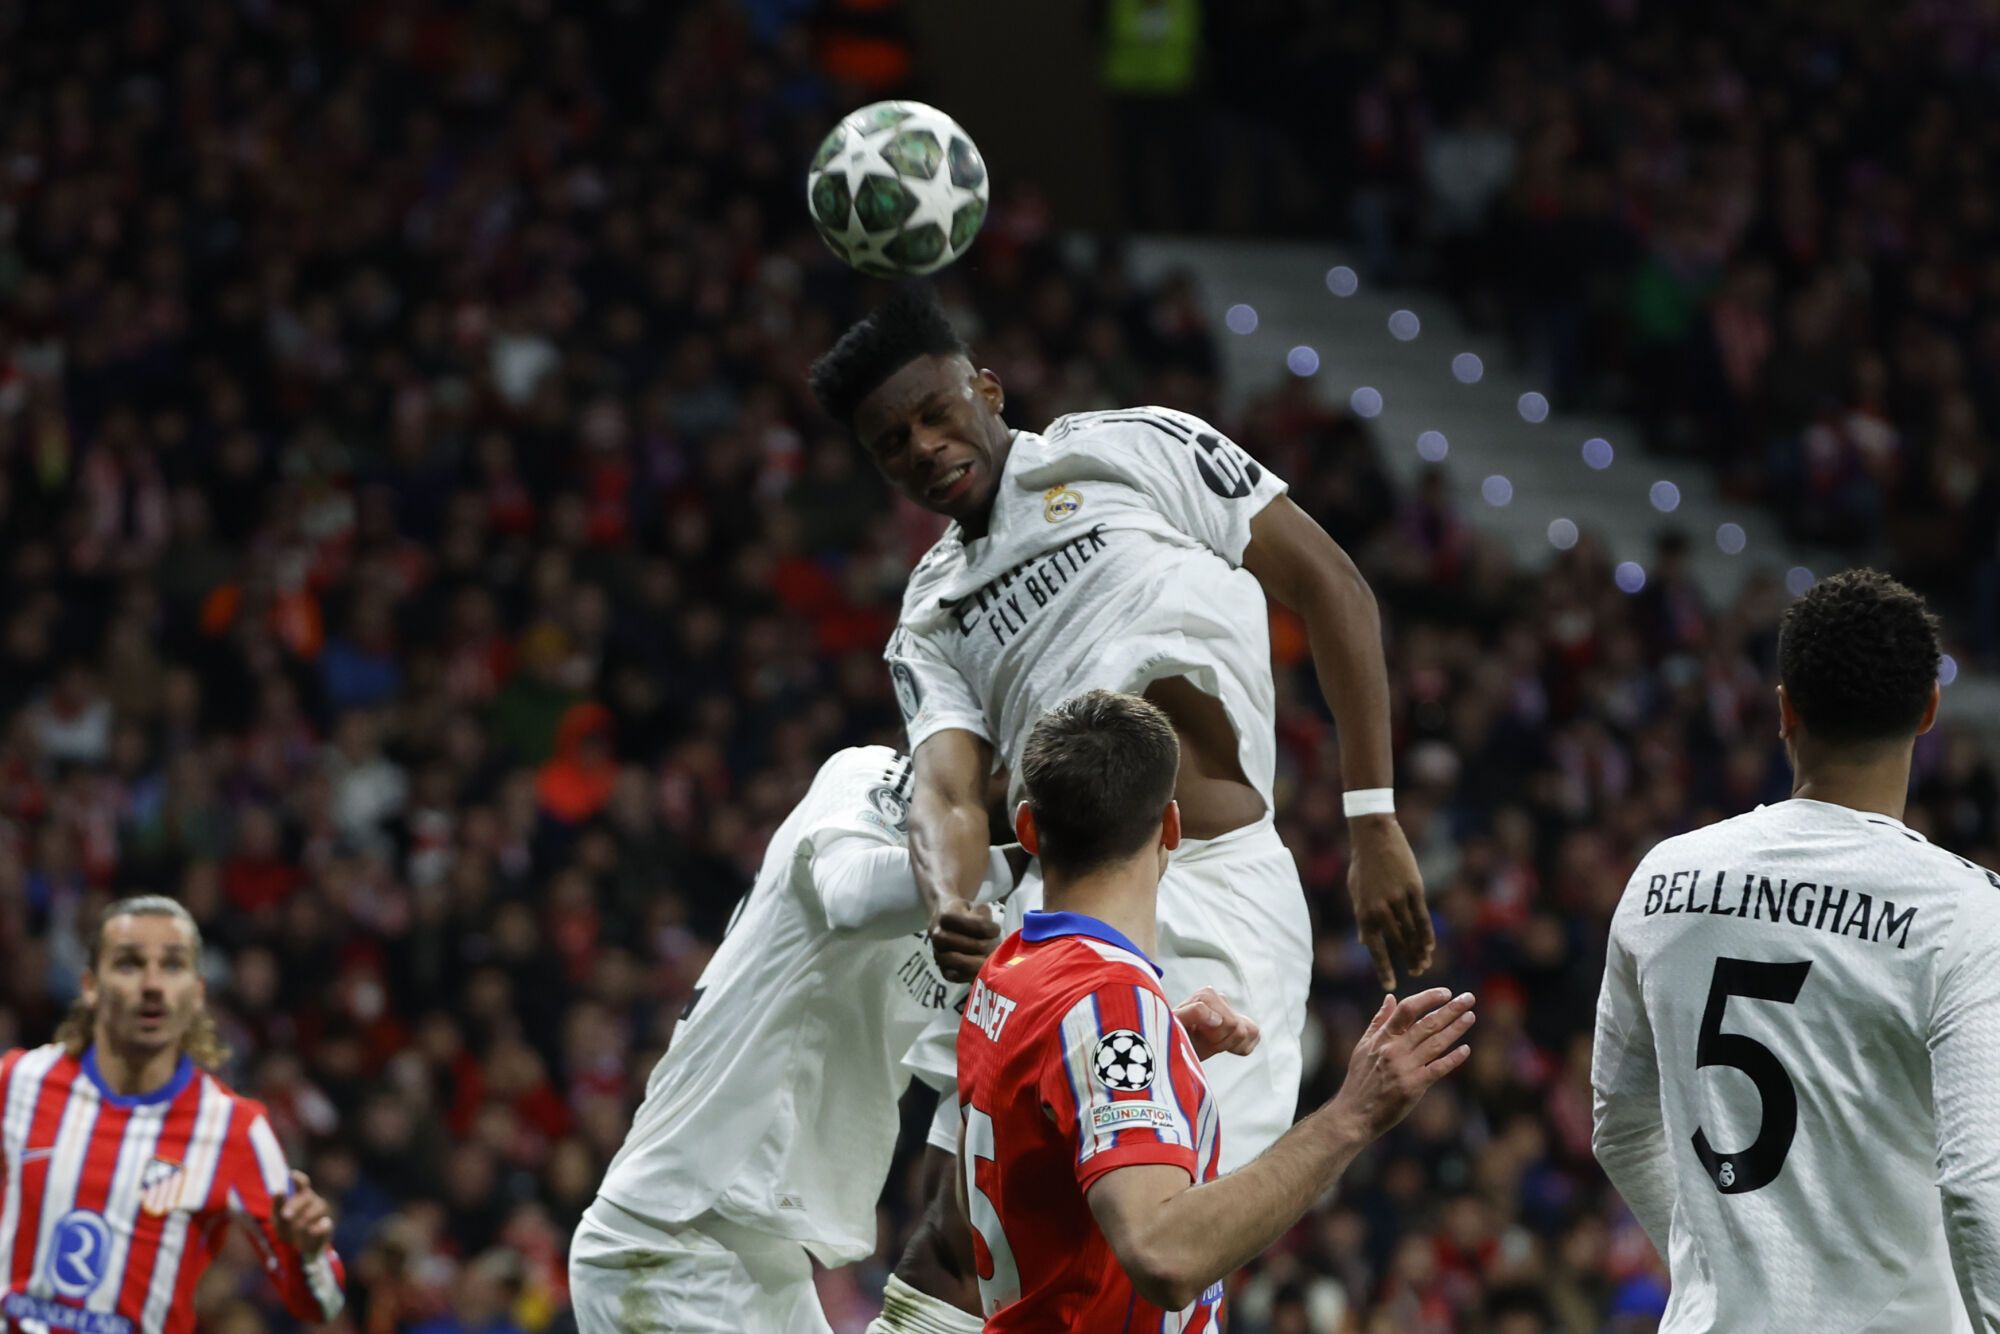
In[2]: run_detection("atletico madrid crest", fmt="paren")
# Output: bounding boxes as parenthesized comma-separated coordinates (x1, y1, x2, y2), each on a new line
(139, 1158, 186, 1216)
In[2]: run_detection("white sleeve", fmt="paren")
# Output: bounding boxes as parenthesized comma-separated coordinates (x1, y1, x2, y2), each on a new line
(926, 1082, 962, 1154)
(1591, 907, 1675, 1257)
(810, 832, 1013, 936)
(1023, 408, 1289, 566)
(1929, 883, 2000, 1327)
(885, 622, 992, 753)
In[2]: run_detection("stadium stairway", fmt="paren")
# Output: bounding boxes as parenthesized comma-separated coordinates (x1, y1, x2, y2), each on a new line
(1119, 237, 2000, 736)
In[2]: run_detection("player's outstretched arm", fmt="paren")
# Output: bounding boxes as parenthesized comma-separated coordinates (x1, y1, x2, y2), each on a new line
(1243, 497, 1434, 990)
(912, 728, 1003, 980)
(1088, 988, 1474, 1310)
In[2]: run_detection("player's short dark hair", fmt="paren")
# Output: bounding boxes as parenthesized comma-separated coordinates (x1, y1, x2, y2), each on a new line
(807, 284, 967, 430)
(1020, 690, 1180, 876)
(1778, 568, 1941, 746)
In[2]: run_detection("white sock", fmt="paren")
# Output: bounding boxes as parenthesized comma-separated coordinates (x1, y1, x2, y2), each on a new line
(863, 1274, 984, 1334)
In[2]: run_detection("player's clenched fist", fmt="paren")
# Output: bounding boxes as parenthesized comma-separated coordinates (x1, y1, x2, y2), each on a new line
(1331, 988, 1475, 1140)
(928, 899, 1001, 982)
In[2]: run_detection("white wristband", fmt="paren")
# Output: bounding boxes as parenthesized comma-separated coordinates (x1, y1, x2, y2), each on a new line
(1343, 787, 1396, 818)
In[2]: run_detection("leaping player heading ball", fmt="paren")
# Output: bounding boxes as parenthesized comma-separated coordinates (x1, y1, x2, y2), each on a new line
(808, 284, 1434, 1168)
(956, 691, 1474, 1329)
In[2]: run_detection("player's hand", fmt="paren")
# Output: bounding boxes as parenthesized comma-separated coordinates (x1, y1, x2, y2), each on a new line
(1330, 988, 1475, 1140)
(1174, 986, 1261, 1061)
(275, 1169, 335, 1257)
(1348, 815, 1436, 990)
(930, 899, 1001, 982)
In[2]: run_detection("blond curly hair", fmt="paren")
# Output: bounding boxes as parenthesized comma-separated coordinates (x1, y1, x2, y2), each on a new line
(53, 894, 232, 1071)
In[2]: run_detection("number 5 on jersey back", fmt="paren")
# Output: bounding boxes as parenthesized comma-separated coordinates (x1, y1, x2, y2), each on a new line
(964, 1104, 1021, 1310)
(1691, 957, 1813, 1195)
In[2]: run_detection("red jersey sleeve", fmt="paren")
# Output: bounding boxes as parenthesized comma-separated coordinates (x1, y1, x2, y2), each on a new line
(217, 1105, 347, 1323)
(1035, 979, 1202, 1194)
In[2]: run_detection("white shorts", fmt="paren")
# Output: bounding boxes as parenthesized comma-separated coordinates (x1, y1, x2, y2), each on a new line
(569, 1197, 834, 1334)
(906, 814, 1312, 1173)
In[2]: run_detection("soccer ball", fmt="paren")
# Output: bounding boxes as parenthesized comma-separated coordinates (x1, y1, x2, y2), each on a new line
(1093, 1030, 1156, 1092)
(806, 101, 989, 277)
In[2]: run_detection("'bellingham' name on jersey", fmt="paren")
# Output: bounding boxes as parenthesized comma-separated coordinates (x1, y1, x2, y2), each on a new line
(1639, 868, 1920, 947)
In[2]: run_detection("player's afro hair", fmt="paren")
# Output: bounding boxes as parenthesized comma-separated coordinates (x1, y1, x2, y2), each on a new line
(807, 284, 968, 431)
(1778, 568, 1940, 745)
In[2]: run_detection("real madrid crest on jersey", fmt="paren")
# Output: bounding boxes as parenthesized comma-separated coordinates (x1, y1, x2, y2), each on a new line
(1042, 484, 1082, 523)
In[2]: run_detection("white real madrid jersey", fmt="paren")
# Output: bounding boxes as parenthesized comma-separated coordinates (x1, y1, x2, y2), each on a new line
(886, 408, 1289, 809)
(597, 746, 997, 1265)
(1593, 798, 2000, 1332)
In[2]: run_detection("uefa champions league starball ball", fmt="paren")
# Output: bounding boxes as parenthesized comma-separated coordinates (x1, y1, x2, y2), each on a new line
(806, 101, 989, 277)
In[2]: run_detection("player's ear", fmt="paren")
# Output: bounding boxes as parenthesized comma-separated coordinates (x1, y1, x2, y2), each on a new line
(1917, 681, 1941, 736)
(1013, 800, 1039, 857)
(1775, 684, 1800, 740)
(1159, 800, 1182, 853)
(974, 366, 1004, 416)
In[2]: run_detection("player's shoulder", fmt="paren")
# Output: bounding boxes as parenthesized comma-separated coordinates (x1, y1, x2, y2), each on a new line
(1041, 405, 1221, 450)
(195, 1067, 264, 1118)
(1855, 814, 2000, 899)
(805, 745, 913, 835)
(1009, 935, 1166, 1023)
(895, 536, 967, 625)
(812, 744, 906, 791)
(1, 1044, 75, 1088)
(1633, 806, 1771, 867)
(1024, 406, 1215, 474)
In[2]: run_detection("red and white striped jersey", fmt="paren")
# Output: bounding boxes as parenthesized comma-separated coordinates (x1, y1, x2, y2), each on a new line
(957, 910, 1224, 1333)
(0, 1045, 345, 1334)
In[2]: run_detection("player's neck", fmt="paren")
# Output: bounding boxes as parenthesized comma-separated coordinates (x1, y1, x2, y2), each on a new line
(91, 1035, 185, 1097)
(1789, 743, 1914, 822)
(1041, 858, 1161, 961)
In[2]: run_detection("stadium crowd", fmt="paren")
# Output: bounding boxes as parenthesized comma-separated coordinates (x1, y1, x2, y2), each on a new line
(0, 3, 1992, 1333)
(1201, 0, 2000, 654)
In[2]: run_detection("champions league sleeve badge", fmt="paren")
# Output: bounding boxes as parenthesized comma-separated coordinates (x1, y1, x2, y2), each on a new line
(1092, 1029, 1156, 1092)
(890, 661, 924, 723)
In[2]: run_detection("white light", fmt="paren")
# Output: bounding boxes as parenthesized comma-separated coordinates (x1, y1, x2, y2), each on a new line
(1716, 522, 1746, 555)
(1225, 304, 1259, 335)
(1547, 518, 1579, 550)
(1517, 391, 1550, 423)
(1650, 480, 1681, 513)
(1786, 566, 1816, 596)
(1388, 309, 1421, 341)
(1582, 438, 1614, 470)
(1941, 654, 1960, 687)
(1452, 352, 1484, 384)
(1416, 430, 1449, 461)
(1349, 386, 1383, 418)
(1325, 266, 1359, 297)
(1287, 346, 1320, 377)
(1481, 475, 1513, 507)
(1615, 561, 1647, 594)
